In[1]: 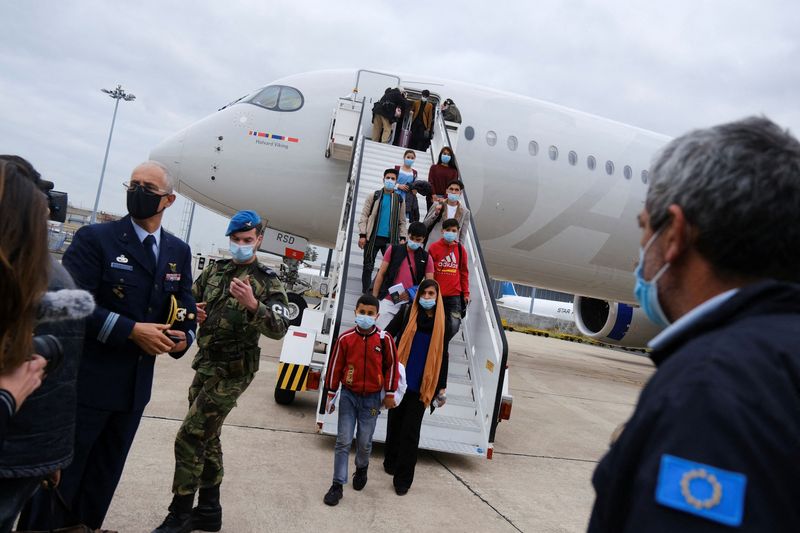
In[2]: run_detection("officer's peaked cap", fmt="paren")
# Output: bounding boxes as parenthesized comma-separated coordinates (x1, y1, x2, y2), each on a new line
(226, 210, 262, 236)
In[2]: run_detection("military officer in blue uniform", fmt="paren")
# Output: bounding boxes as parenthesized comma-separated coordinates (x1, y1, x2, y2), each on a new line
(20, 161, 197, 531)
(589, 118, 800, 531)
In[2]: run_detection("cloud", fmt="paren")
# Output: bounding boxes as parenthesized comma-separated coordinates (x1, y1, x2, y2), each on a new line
(1, 0, 798, 255)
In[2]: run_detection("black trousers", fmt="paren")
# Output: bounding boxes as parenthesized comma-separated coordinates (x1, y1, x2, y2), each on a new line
(442, 295, 462, 346)
(361, 236, 390, 293)
(384, 390, 426, 490)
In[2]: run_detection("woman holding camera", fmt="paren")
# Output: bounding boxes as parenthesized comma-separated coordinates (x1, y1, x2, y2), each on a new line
(0, 157, 52, 530)
(383, 279, 449, 495)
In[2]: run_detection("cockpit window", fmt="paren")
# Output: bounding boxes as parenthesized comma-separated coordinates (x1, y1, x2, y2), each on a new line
(247, 85, 304, 112)
(278, 87, 303, 111)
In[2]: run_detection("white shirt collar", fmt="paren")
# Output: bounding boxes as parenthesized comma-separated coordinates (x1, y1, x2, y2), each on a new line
(648, 288, 739, 351)
(131, 219, 161, 249)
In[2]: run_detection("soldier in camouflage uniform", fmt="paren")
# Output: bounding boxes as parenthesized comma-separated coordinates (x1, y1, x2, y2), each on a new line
(153, 210, 289, 533)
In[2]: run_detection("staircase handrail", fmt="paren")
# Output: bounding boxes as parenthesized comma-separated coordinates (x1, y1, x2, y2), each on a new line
(434, 110, 510, 442)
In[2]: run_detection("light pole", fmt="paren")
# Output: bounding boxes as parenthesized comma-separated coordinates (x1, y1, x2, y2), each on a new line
(90, 85, 135, 224)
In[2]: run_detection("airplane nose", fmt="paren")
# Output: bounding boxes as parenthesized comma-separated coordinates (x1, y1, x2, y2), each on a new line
(150, 129, 186, 181)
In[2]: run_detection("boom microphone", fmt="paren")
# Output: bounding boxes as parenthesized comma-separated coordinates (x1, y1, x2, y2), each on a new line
(36, 289, 95, 324)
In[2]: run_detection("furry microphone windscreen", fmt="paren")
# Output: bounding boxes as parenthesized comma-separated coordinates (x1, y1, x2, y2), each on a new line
(36, 289, 95, 323)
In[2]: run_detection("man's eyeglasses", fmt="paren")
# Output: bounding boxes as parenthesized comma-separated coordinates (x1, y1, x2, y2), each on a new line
(123, 181, 170, 196)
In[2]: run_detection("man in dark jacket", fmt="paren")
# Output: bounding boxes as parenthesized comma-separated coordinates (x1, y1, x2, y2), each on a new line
(371, 87, 407, 144)
(589, 117, 800, 532)
(21, 161, 197, 531)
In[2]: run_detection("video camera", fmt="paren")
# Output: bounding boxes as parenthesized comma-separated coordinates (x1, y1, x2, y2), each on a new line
(0, 155, 68, 223)
(32, 334, 63, 375)
(38, 178, 68, 223)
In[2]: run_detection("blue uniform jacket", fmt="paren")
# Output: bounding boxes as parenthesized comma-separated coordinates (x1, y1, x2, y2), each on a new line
(62, 216, 197, 412)
(589, 280, 800, 532)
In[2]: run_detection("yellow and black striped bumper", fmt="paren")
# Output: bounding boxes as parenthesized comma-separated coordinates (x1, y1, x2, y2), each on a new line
(276, 362, 309, 391)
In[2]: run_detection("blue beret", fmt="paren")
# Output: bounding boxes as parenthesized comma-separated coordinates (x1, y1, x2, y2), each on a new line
(226, 210, 261, 236)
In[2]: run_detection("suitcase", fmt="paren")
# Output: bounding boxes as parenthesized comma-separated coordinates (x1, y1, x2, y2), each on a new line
(398, 112, 413, 148)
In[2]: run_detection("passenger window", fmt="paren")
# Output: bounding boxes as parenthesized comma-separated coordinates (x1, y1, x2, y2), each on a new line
(278, 87, 304, 111)
(464, 126, 475, 140)
(247, 85, 304, 112)
(487, 131, 497, 147)
(587, 155, 596, 170)
(568, 151, 578, 166)
(605, 161, 615, 175)
(549, 145, 558, 161)
(624, 165, 632, 180)
(641, 170, 649, 184)
(528, 140, 539, 156)
(507, 135, 518, 151)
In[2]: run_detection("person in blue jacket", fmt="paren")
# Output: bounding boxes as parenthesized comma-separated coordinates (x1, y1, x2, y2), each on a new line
(20, 161, 197, 531)
(589, 117, 800, 532)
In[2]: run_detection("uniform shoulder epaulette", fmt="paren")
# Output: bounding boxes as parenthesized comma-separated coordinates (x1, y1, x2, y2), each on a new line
(257, 263, 279, 277)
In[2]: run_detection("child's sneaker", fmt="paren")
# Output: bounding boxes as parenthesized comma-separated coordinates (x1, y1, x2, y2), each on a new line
(353, 466, 368, 491)
(323, 482, 343, 506)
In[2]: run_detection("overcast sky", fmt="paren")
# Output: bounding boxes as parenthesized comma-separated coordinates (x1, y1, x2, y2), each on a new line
(2, 1, 798, 258)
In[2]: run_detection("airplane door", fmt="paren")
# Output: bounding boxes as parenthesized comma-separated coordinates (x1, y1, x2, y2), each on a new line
(355, 70, 401, 106)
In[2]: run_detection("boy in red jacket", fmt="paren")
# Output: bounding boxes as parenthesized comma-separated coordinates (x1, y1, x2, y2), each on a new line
(323, 294, 399, 506)
(427, 218, 470, 351)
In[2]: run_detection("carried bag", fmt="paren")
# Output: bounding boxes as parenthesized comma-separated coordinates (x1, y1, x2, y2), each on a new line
(14, 480, 98, 533)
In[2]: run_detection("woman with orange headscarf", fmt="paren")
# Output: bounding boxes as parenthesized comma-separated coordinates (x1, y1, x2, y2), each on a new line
(383, 278, 449, 495)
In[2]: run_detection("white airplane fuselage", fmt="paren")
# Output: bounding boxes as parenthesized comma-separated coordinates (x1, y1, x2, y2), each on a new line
(151, 69, 671, 304)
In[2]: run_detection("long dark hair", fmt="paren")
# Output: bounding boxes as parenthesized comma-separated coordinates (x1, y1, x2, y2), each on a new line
(437, 147, 456, 168)
(0, 159, 50, 373)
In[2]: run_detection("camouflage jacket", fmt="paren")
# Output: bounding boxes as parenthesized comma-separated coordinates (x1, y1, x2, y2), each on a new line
(192, 258, 289, 374)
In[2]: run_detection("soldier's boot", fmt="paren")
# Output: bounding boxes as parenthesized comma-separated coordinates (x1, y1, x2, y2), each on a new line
(152, 494, 194, 533)
(191, 485, 222, 532)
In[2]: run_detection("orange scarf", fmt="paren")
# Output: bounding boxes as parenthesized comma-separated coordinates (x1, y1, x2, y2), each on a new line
(395, 287, 445, 406)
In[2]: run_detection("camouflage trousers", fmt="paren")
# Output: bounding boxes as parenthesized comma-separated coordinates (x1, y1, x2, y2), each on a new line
(172, 371, 255, 495)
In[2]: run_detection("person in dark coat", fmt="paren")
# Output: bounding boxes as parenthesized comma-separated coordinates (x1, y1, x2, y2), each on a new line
(383, 279, 449, 495)
(441, 98, 462, 123)
(408, 90, 434, 151)
(372, 87, 408, 144)
(20, 161, 197, 531)
(589, 117, 800, 532)
(0, 158, 53, 531)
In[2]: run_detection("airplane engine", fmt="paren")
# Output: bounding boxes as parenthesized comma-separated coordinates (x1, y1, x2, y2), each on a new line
(573, 296, 663, 349)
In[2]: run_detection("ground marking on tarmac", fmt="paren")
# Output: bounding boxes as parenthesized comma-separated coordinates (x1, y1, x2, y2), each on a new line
(431, 453, 525, 533)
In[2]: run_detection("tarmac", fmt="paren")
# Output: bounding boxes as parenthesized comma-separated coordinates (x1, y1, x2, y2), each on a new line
(104, 331, 654, 533)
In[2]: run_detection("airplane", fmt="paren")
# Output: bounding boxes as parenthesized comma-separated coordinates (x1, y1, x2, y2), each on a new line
(151, 68, 668, 348)
(495, 282, 574, 321)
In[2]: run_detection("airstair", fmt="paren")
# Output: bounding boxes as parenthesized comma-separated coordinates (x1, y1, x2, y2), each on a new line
(312, 81, 510, 458)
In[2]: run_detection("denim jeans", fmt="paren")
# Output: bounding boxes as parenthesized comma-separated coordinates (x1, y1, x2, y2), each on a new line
(332, 388, 382, 485)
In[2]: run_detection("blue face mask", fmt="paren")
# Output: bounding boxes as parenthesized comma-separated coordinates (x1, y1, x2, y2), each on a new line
(229, 242, 255, 262)
(443, 231, 458, 243)
(633, 231, 671, 327)
(384, 179, 396, 191)
(441, 154, 452, 164)
(404, 158, 415, 167)
(407, 240, 422, 250)
(448, 193, 460, 202)
(419, 297, 436, 310)
(354, 314, 376, 330)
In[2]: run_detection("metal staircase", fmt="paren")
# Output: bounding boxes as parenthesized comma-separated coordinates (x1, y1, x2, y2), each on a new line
(316, 95, 509, 458)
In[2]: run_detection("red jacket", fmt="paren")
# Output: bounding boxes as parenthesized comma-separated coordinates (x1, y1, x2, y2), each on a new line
(325, 326, 399, 398)
(428, 239, 470, 298)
